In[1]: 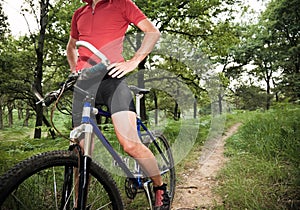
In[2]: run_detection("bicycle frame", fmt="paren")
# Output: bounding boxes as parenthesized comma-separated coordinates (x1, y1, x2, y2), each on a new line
(28, 41, 173, 210)
(67, 87, 170, 209)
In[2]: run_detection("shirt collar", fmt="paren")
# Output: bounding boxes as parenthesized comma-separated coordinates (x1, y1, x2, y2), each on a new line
(82, 0, 110, 5)
(82, 0, 92, 5)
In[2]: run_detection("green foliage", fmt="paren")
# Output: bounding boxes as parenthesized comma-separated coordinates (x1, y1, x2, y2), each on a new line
(216, 106, 300, 209)
(228, 0, 300, 107)
(0, 1, 10, 38)
(234, 85, 269, 110)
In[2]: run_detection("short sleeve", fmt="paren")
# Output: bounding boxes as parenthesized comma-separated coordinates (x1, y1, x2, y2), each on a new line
(70, 10, 80, 40)
(124, 0, 147, 25)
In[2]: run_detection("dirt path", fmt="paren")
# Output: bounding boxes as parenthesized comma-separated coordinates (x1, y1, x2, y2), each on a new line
(171, 123, 241, 210)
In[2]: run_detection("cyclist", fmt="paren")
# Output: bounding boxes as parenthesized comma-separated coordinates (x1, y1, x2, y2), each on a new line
(66, 0, 170, 209)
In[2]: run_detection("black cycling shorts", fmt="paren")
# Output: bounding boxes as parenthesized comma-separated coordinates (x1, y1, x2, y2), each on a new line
(72, 64, 135, 127)
(95, 76, 136, 114)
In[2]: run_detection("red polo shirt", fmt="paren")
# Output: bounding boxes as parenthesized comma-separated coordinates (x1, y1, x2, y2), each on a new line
(71, 0, 147, 71)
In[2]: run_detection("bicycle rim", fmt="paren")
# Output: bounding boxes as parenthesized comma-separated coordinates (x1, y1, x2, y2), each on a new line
(0, 150, 123, 210)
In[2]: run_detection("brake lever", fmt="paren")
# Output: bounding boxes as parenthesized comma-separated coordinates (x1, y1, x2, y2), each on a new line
(32, 85, 46, 106)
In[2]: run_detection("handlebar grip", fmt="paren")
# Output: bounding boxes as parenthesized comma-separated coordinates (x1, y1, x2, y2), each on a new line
(67, 73, 80, 83)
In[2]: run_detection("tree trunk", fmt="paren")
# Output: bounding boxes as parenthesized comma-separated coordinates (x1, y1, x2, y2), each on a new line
(23, 108, 30, 127)
(174, 88, 181, 120)
(138, 62, 147, 121)
(194, 96, 197, 119)
(8, 101, 13, 127)
(266, 77, 271, 110)
(153, 91, 158, 125)
(136, 33, 147, 121)
(174, 102, 179, 120)
(18, 107, 23, 120)
(218, 93, 223, 114)
(34, 103, 43, 138)
(43, 115, 56, 139)
(34, 0, 50, 138)
(0, 97, 3, 129)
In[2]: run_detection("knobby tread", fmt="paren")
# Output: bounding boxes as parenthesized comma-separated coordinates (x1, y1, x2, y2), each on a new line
(150, 133, 176, 202)
(0, 150, 123, 209)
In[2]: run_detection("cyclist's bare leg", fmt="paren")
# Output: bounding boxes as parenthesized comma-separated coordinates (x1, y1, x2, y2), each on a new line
(112, 111, 163, 187)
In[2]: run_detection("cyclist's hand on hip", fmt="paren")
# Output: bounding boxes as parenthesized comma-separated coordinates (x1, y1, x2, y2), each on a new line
(107, 59, 139, 78)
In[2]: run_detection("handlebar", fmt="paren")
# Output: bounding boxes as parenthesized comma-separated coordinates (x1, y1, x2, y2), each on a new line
(76, 41, 110, 66)
(33, 41, 110, 107)
(33, 73, 79, 107)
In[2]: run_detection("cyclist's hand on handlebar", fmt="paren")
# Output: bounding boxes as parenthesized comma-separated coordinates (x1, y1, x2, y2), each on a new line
(107, 60, 139, 78)
(67, 72, 80, 83)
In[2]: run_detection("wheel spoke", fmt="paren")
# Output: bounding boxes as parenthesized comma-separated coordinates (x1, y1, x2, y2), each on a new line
(0, 150, 123, 210)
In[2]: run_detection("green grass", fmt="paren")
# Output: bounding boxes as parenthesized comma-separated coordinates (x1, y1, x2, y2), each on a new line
(2, 105, 299, 209)
(0, 112, 210, 209)
(0, 134, 69, 174)
(215, 105, 300, 210)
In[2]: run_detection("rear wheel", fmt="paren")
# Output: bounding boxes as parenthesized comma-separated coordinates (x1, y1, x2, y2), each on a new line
(0, 150, 123, 210)
(145, 133, 176, 203)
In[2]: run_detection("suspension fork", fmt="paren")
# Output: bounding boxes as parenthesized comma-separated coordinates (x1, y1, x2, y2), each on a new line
(61, 163, 74, 209)
(64, 143, 92, 210)
(68, 99, 96, 210)
(60, 144, 80, 210)
(78, 108, 95, 209)
(68, 122, 93, 210)
(77, 152, 91, 210)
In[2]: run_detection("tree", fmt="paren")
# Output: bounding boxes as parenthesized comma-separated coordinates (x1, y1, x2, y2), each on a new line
(232, 22, 280, 110)
(29, 0, 51, 138)
(235, 85, 268, 110)
(18, 0, 81, 138)
(0, 1, 10, 37)
(129, 0, 240, 118)
(261, 0, 300, 101)
(203, 21, 242, 113)
(0, 1, 11, 129)
(226, 0, 300, 109)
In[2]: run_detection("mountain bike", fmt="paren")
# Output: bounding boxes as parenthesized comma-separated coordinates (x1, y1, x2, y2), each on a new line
(0, 41, 176, 210)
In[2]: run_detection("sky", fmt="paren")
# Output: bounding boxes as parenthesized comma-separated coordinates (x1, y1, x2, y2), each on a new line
(2, 0, 38, 37)
(2, 0, 268, 37)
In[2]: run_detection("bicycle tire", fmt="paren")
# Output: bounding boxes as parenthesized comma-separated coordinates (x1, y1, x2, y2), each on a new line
(0, 150, 123, 210)
(146, 133, 176, 203)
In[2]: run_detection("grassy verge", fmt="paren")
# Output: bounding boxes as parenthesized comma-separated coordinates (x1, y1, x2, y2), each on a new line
(0, 115, 210, 209)
(3, 106, 298, 209)
(215, 105, 300, 209)
(0, 131, 69, 174)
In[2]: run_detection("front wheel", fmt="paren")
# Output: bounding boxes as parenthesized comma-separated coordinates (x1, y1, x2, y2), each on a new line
(0, 150, 123, 210)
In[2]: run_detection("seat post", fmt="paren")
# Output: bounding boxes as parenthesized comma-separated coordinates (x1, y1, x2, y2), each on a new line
(135, 93, 144, 119)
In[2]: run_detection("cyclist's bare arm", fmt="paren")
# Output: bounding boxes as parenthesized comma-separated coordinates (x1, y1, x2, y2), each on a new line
(134, 18, 161, 62)
(108, 18, 161, 78)
(67, 36, 78, 73)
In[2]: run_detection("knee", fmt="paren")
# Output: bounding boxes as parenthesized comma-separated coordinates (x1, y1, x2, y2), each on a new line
(122, 141, 142, 157)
